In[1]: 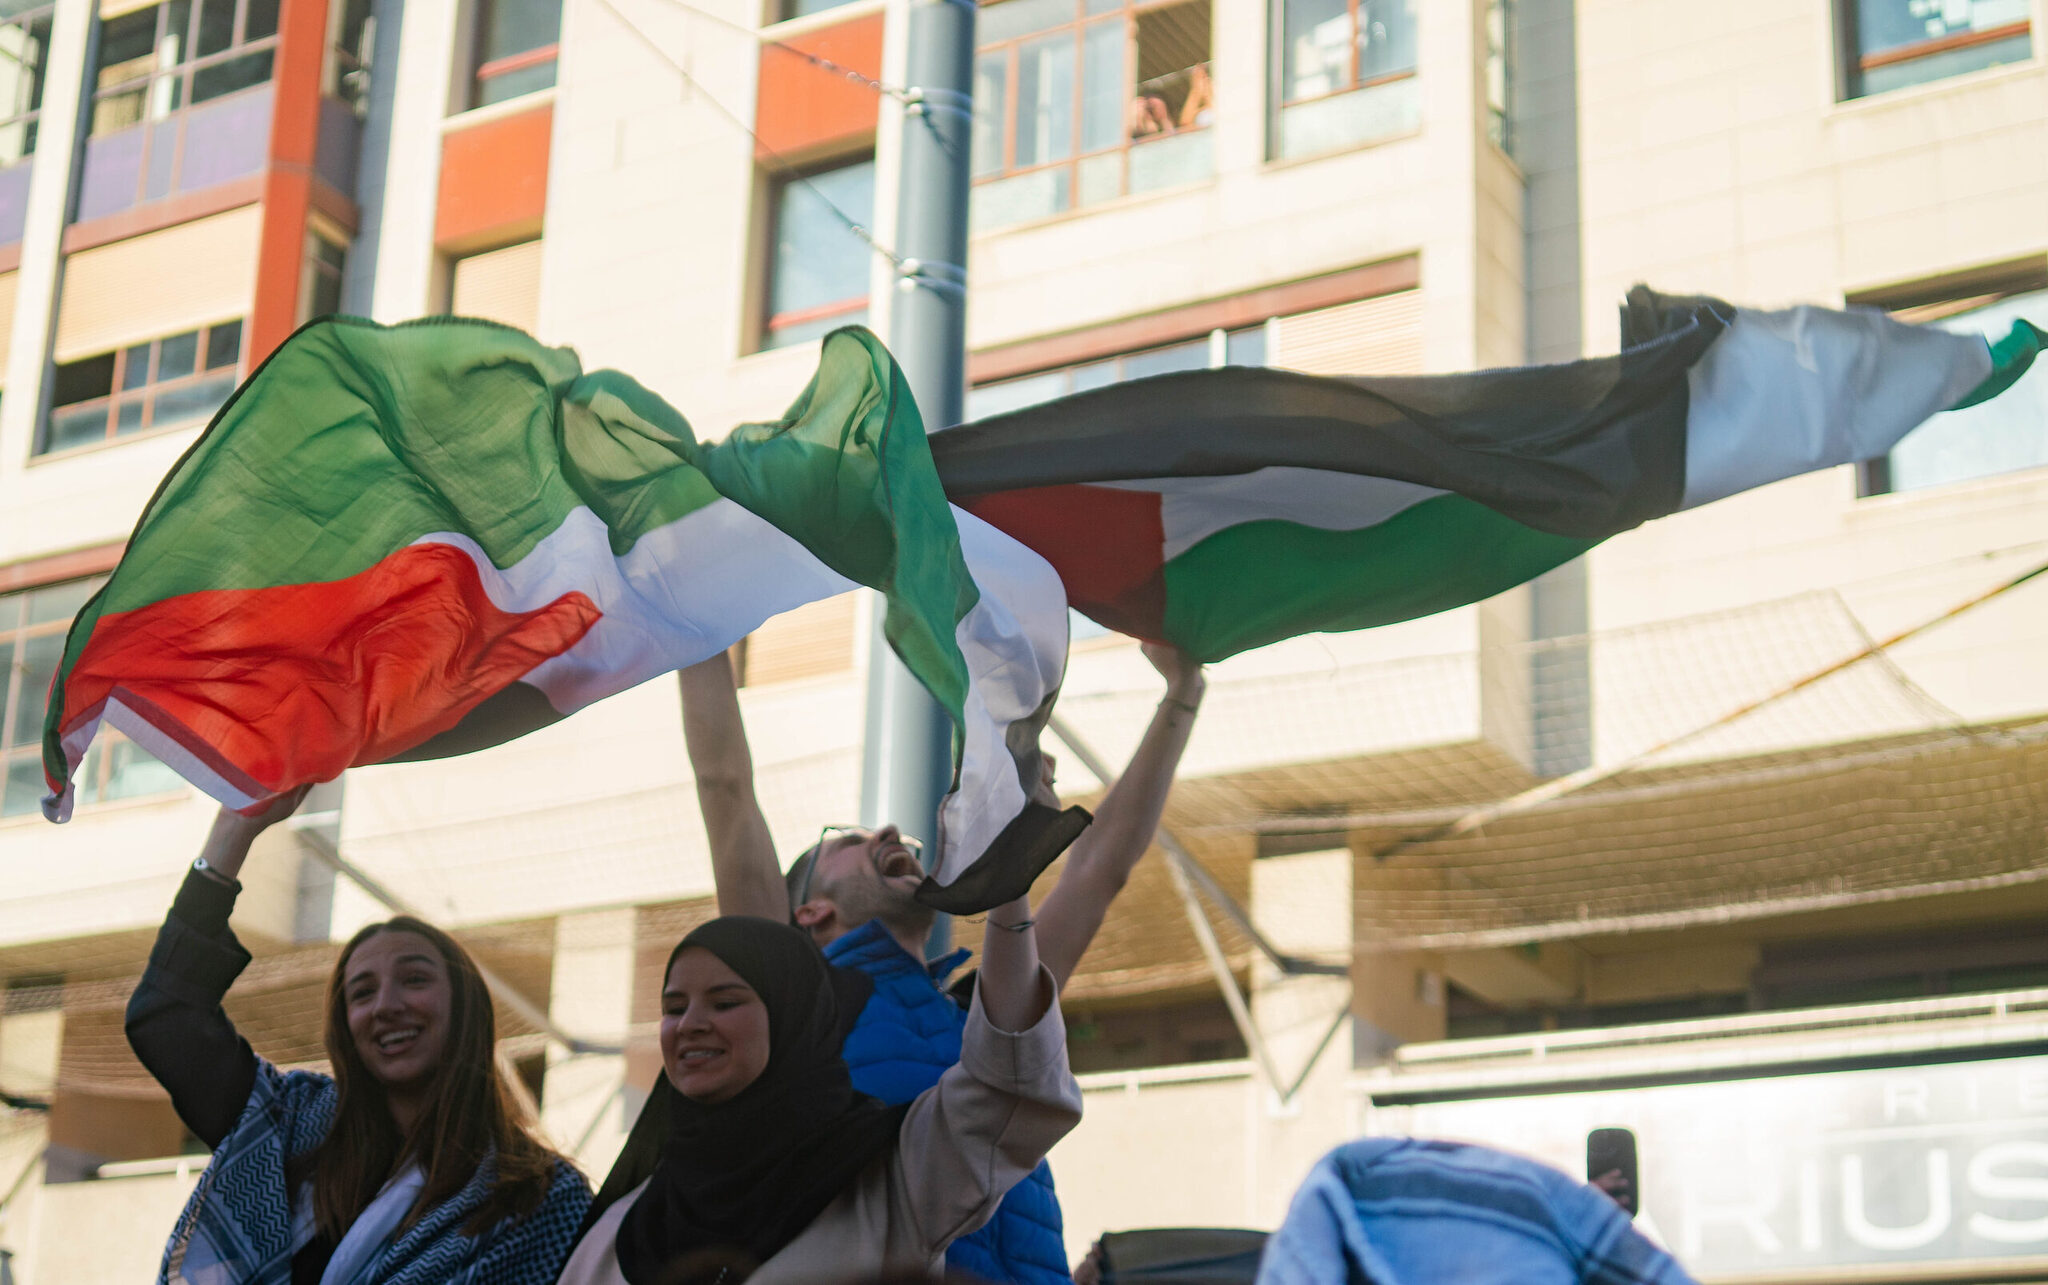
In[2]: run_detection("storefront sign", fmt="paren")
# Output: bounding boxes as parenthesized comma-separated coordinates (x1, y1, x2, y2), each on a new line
(1371, 1055, 2048, 1280)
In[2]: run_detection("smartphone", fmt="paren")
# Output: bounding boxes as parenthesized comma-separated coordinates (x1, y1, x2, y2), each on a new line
(1587, 1127, 1639, 1218)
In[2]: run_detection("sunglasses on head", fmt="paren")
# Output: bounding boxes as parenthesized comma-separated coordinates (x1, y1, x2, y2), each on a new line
(792, 825, 926, 907)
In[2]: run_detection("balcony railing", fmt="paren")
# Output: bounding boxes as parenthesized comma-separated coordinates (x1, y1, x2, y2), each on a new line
(1360, 986, 2048, 1100)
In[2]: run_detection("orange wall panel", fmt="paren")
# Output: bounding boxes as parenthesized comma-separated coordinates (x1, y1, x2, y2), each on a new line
(755, 12, 883, 161)
(436, 104, 554, 251)
(249, 0, 333, 365)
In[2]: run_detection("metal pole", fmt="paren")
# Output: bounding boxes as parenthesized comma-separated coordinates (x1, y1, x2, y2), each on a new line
(1046, 714, 1346, 979)
(861, 0, 976, 958)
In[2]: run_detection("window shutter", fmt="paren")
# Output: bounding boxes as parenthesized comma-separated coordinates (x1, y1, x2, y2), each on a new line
(55, 206, 261, 361)
(1270, 287, 1424, 376)
(740, 593, 857, 687)
(450, 240, 544, 336)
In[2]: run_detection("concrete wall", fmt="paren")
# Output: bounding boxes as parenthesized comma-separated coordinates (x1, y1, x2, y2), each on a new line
(7, 1163, 203, 1285)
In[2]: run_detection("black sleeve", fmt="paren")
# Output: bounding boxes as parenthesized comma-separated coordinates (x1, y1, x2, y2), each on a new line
(124, 868, 261, 1150)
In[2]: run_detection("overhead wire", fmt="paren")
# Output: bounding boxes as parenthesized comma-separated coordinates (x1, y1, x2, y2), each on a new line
(589, 0, 913, 273)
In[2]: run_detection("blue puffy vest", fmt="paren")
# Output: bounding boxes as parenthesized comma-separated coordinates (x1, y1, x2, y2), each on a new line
(825, 920, 1072, 1284)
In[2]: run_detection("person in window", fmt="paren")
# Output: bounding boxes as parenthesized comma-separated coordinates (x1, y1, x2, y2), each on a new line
(1176, 63, 1215, 130)
(674, 641, 1205, 1285)
(558, 910, 1081, 1283)
(1129, 89, 1176, 137)
(125, 790, 591, 1285)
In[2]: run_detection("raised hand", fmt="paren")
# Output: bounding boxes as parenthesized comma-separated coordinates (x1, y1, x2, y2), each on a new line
(1140, 640, 1205, 705)
(197, 783, 314, 882)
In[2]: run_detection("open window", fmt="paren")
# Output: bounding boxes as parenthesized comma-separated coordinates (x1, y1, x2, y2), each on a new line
(970, 0, 1215, 235)
(38, 319, 243, 456)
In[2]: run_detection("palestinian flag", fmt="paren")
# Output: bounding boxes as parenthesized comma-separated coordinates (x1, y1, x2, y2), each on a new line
(41, 289, 2040, 910)
(42, 319, 1084, 913)
(938, 288, 2043, 660)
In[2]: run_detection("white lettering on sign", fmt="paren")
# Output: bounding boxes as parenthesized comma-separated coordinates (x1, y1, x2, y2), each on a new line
(1967, 1142, 2048, 1244)
(1798, 1158, 1824, 1251)
(1394, 1055, 2048, 1274)
(1681, 1173, 1784, 1258)
(1883, 1078, 1931, 1122)
(1843, 1150, 1952, 1250)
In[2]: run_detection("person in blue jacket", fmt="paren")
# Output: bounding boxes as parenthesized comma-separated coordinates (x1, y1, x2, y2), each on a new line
(1259, 1139, 1698, 1285)
(676, 641, 1206, 1285)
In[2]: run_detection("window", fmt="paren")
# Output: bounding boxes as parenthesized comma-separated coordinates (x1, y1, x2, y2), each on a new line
(966, 323, 1264, 418)
(2, 578, 183, 818)
(776, 0, 859, 21)
(970, 0, 1214, 234)
(1484, 0, 1510, 154)
(761, 157, 874, 350)
(39, 319, 243, 455)
(450, 239, 544, 333)
(1270, 0, 1418, 159)
(328, 0, 374, 113)
(468, 0, 561, 110)
(0, 2, 53, 169)
(1859, 284, 2048, 495)
(1840, 0, 2031, 99)
(90, 0, 280, 138)
(304, 235, 347, 322)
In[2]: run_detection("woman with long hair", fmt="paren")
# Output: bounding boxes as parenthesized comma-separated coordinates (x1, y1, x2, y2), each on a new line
(126, 790, 590, 1284)
(557, 895, 1081, 1284)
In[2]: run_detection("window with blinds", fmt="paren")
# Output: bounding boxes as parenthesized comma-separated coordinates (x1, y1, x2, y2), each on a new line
(449, 239, 543, 335)
(736, 593, 858, 687)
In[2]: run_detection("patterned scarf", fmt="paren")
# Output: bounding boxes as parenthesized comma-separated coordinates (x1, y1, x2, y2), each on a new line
(160, 1060, 590, 1285)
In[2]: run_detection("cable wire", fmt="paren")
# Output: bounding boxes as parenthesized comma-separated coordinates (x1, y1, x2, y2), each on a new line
(641, 0, 918, 102)
(591, 0, 910, 271)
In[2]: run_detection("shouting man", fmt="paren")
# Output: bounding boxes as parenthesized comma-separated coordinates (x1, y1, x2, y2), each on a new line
(676, 641, 1205, 1284)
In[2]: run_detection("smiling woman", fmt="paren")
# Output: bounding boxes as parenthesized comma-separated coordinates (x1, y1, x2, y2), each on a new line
(123, 795, 592, 1285)
(557, 913, 1082, 1284)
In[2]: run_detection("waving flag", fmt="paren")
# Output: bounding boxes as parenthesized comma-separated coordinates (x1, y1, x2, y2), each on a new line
(41, 319, 1083, 913)
(40, 289, 2038, 911)
(937, 288, 2040, 659)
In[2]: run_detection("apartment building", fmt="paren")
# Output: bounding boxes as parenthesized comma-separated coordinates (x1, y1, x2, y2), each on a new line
(0, 0, 2043, 1276)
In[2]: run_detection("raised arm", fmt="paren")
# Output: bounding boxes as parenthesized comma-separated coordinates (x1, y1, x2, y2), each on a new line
(977, 894, 1050, 1033)
(1033, 642, 1205, 989)
(892, 898, 1078, 1254)
(126, 788, 307, 1148)
(677, 653, 788, 920)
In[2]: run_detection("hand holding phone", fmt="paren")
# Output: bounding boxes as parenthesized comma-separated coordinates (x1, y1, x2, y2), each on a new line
(1587, 1127, 1639, 1218)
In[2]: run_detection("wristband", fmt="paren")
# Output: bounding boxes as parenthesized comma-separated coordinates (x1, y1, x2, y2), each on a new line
(1160, 694, 1200, 716)
(987, 917, 1035, 933)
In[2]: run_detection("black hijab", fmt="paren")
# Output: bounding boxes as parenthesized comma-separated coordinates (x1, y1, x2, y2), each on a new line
(596, 917, 909, 1284)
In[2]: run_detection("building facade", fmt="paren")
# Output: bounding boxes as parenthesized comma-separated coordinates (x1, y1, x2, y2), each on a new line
(0, 0, 2043, 1277)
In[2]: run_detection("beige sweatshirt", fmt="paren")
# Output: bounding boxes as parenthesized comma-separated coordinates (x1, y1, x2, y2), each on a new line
(555, 966, 1082, 1284)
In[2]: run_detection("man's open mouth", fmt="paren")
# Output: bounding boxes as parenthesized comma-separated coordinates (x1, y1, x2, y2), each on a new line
(878, 848, 922, 879)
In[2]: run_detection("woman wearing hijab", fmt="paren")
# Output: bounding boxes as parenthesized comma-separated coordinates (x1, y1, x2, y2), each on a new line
(126, 790, 591, 1284)
(558, 892, 1081, 1284)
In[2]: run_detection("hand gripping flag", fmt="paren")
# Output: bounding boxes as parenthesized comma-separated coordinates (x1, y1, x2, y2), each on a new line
(41, 290, 2040, 910)
(41, 319, 1084, 913)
